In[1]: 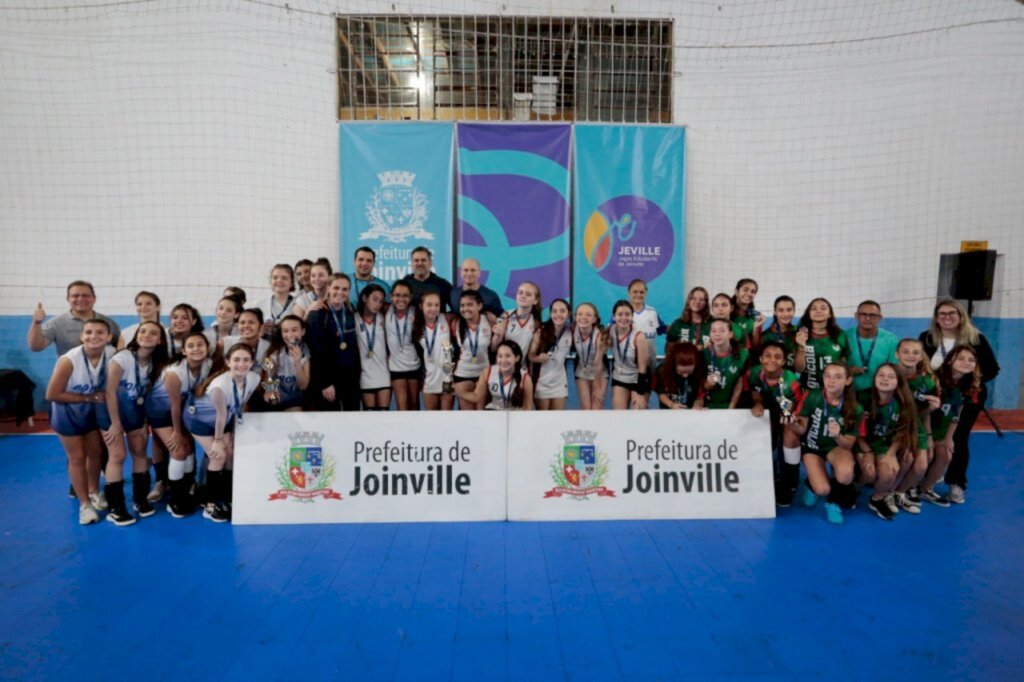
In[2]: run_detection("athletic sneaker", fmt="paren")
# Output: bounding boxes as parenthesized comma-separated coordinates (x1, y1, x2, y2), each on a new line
(800, 482, 818, 508)
(133, 500, 156, 518)
(89, 490, 108, 511)
(68, 484, 76, 499)
(203, 502, 230, 524)
(920, 488, 950, 508)
(894, 492, 921, 514)
(907, 486, 921, 504)
(884, 493, 899, 515)
(948, 484, 966, 504)
(824, 502, 843, 524)
(869, 497, 895, 521)
(146, 480, 166, 504)
(78, 503, 100, 525)
(106, 508, 136, 527)
(168, 499, 195, 519)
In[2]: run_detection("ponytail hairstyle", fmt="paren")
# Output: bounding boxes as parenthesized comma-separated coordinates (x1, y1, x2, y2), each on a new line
(217, 295, 243, 323)
(799, 297, 842, 341)
(658, 341, 706, 399)
(126, 321, 171, 386)
(455, 290, 485, 348)
(195, 343, 253, 397)
(356, 283, 386, 317)
(516, 281, 543, 327)
(823, 362, 860, 431)
(605, 299, 634, 348)
(134, 290, 161, 317)
(730, 278, 759, 318)
(708, 317, 741, 359)
(937, 345, 982, 401)
(412, 291, 441, 348)
(537, 298, 571, 351)
(313, 256, 334, 273)
(170, 303, 205, 334)
(867, 363, 918, 451)
(224, 286, 247, 308)
(680, 286, 710, 324)
(496, 339, 527, 408)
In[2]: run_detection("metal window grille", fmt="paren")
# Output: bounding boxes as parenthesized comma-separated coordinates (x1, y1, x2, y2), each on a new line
(338, 16, 673, 123)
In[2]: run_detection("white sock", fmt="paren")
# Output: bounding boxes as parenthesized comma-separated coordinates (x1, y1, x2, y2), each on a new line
(168, 458, 188, 481)
(783, 446, 801, 465)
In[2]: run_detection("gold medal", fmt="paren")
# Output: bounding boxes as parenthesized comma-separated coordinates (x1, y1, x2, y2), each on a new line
(367, 350, 374, 359)
(340, 342, 347, 351)
(136, 397, 145, 406)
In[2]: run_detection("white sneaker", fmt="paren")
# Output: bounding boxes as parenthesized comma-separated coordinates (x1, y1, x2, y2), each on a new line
(894, 492, 921, 515)
(79, 503, 100, 525)
(89, 490, 108, 511)
(948, 484, 965, 504)
(146, 480, 166, 503)
(884, 493, 899, 515)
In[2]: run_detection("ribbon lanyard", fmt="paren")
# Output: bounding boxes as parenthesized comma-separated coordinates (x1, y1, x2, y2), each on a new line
(578, 332, 593, 368)
(185, 363, 206, 410)
(132, 352, 149, 402)
(271, 295, 293, 324)
(425, 322, 438, 356)
(826, 395, 845, 426)
(231, 377, 244, 421)
(86, 351, 107, 392)
(615, 330, 631, 365)
(551, 326, 567, 353)
(499, 372, 513, 406)
(330, 305, 347, 338)
(939, 341, 950, 359)
(361, 316, 377, 355)
(394, 311, 408, 346)
(467, 323, 481, 359)
(857, 334, 878, 369)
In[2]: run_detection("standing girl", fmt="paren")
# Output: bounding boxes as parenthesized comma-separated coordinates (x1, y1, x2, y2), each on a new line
(415, 291, 454, 411)
(891, 339, 938, 513)
(628, 279, 666, 376)
(572, 302, 607, 411)
(167, 303, 203, 359)
(702, 319, 749, 410)
(494, 282, 541, 366)
(255, 315, 310, 411)
(666, 286, 710, 348)
(476, 340, 534, 410)
(293, 258, 332, 320)
(709, 293, 748, 348)
(185, 344, 260, 523)
(356, 284, 390, 410)
(255, 264, 297, 337)
(220, 309, 270, 365)
(789, 363, 863, 524)
(451, 291, 495, 411)
(46, 319, 116, 524)
(654, 342, 706, 410)
(761, 295, 805, 372)
(306, 274, 361, 411)
(118, 291, 167, 350)
(386, 281, 422, 410)
(204, 296, 242, 349)
(798, 297, 850, 391)
(102, 321, 170, 526)
(608, 300, 650, 410)
(731, 278, 767, 349)
(530, 299, 573, 410)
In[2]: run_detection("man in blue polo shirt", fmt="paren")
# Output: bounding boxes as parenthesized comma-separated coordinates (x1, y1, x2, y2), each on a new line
(843, 299, 899, 392)
(349, 246, 390, 306)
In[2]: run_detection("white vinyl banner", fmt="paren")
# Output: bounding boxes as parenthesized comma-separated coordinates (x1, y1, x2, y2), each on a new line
(507, 411, 776, 521)
(232, 412, 508, 524)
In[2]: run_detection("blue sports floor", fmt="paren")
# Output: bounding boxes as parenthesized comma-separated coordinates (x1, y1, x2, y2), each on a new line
(1, 432, 1022, 681)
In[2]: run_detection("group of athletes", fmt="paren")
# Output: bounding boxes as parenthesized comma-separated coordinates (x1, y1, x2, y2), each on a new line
(32, 245, 1000, 527)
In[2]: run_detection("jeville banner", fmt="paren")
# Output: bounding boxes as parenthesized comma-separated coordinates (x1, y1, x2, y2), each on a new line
(339, 123, 455, 282)
(507, 411, 774, 521)
(573, 125, 685, 354)
(457, 124, 572, 310)
(232, 412, 507, 524)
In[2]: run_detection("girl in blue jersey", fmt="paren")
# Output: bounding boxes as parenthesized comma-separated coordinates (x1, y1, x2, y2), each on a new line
(475, 340, 534, 410)
(386, 281, 422, 411)
(572, 302, 607, 410)
(204, 296, 242, 349)
(186, 343, 260, 522)
(46, 319, 115, 525)
(117, 291, 166, 350)
(609, 300, 650, 410)
(530, 299, 572, 410)
(101, 321, 170, 526)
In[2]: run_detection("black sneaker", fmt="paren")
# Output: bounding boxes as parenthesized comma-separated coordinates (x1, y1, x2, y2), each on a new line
(202, 502, 230, 524)
(168, 499, 195, 519)
(869, 497, 895, 521)
(133, 500, 156, 518)
(106, 508, 137, 527)
(68, 484, 76, 499)
(920, 488, 950, 508)
(907, 486, 921, 503)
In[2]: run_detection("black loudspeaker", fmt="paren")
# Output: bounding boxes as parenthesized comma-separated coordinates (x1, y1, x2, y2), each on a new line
(950, 250, 996, 301)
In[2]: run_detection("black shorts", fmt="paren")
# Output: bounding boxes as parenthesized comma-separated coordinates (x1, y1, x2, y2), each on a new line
(612, 378, 640, 393)
(390, 370, 420, 381)
(453, 375, 478, 384)
(360, 386, 390, 394)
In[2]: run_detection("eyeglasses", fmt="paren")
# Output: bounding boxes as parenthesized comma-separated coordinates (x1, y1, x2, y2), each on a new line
(856, 313, 881, 319)
(937, 311, 960, 318)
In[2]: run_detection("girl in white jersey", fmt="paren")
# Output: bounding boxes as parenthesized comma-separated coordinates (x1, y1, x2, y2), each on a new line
(204, 295, 241, 349)
(386, 281, 422, 410)
(493, 281, 541, 367)
(356, 284, 391, 410)
(167, 303, 203, 359)
(476, 340, 533, 410)
(255, 263, 298, 337)
(186, 343, 259, 522)
(414, 291, 454, 411)
(452, 290, 497, 410)
(628, 279, 665, 378)
(101, 321, 170, 526)
(529, 299, 572, 410)
(292, 259, 332, 320)
(46, 319, 115, 525)
(219, 308, 270, 365)
(117, 291, 168, 351)
(609, 300, 650, 410)
(572, 302, 608, 410)
(254, 315, 310, 412)
(148, 332, 213, 518)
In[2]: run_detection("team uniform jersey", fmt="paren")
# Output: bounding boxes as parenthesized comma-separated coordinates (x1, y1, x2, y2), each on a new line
(610, 328, 645, 385)
(906, 372, 939, 448)
(572, 327, 602, 381)
(294, 290, 323, 313)
(653, 367, 703, 408)
(858, 394, 906, 455)
(356, 313, 389, 391)
(632, 306, 664, 368)
(744, 366, 802, 412)
(49, 345, 116, 436)
(119, 322, 172, 352)
(501, 311, 538, 360)
(452, 317, 492, 380)
(485, 366, 526, 410)
(761, 323, 799, 370)
(385, 309, 421, 374)
(665, 319, 708, 347)
(534, 326, 572, 400)
(420, 318, 453, 394)
(184, 371, 261, 437)
(204, 324, 239, 350)
(797, 390, 865, 455)
(733, 310, 759, 348)
(932, 381, 973, 441)
(221, 336, 270, 365)
(255, 294, 297, 328)
(702, 348, 749, 409)
(801, 333, 850, 390)
(103, 350, 157, 431)
(146, 358, 213, 428)
(698, 322, 746, 350)
(263, 345, 310, 409)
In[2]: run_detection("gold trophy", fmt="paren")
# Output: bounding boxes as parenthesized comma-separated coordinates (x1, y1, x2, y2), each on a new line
(261, 356, 280, 403)
(441, 341, 455, 395)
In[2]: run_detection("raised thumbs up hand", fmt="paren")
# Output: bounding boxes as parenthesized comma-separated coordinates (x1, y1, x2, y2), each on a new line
(32, 302, 46, 324)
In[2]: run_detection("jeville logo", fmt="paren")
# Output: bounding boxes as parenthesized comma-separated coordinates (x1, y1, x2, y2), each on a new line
(582, 195, 674, 286)
(544, 430, 615, 499)
(362, 170, 433, 243)
(269, 431, 343, 502)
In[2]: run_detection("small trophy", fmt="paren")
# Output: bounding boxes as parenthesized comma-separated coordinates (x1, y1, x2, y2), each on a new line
(777, 395, 793, 423)
(441, 341, 455, 395)
(261, 356, 280, 403)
